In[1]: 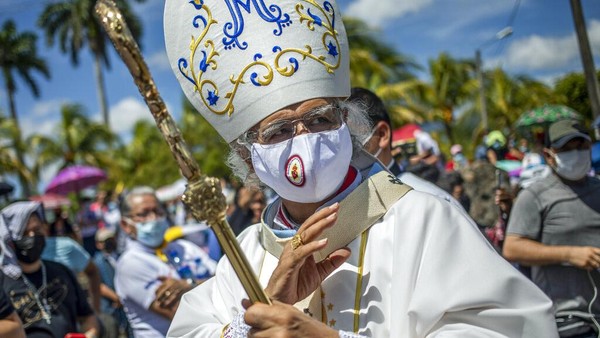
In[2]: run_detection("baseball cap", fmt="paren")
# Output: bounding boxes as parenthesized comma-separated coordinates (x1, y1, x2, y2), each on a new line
(548, 120, 591, 149)
(95, 228, 116, 242)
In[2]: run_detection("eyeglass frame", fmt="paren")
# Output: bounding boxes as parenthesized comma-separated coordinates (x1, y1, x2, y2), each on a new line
(237, 103, 346, 147)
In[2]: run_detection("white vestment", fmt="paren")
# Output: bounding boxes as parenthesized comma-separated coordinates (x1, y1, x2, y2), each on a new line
(168, 185, 557, 337)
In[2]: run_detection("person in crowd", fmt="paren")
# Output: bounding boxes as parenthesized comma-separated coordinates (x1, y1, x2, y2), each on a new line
(114, 187, 217, 338)
(93, 228, 131, 338)
(0, 272, 26, 338)
(445, 144, 468, 172)
(503, 120, 600, 337)
(0, 201, 99, 338)
(485, 130, 508, 165)
(437, 171, 471, 213)
(227, 186, 266, 236)
(42, 222, 102, 313)
(592, 116, 600, 175)
(49, 208, 81, 243)
(349, 87, 461, 209)
(164, 1, 556, 336)
(77, 196, 101, 257)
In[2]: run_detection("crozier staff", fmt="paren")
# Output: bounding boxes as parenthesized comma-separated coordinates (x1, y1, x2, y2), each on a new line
(160, 0, 558, 337)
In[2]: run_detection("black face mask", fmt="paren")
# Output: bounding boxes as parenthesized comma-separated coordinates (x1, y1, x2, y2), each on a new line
(13, 235, 46, 264)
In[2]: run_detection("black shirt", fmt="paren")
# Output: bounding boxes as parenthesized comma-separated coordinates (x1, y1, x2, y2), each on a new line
(0, 288, 14, 319)
(0, 260, 94, 338)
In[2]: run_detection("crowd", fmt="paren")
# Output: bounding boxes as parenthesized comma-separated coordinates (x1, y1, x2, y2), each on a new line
(1, 0, 600, 337)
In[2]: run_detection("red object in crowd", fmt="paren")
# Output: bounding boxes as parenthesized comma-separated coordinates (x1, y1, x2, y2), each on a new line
(391, 123, 421, 147)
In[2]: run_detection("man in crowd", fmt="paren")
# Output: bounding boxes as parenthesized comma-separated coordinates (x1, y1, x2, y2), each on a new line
(0, 252, 26, 338)
(42, 224, 102, 312)
(114, 187, 217, 337)
(163, 0, 556, 336)
(349, 87, 461, 209)
(504, 119, 600, 337)
(0, 201, 99, 338)
(94, 228, 130, 338)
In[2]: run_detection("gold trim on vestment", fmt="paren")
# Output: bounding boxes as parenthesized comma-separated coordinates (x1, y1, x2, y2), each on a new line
(353, 230, 370, 333)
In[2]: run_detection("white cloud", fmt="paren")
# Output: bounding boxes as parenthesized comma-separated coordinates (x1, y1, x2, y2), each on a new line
(108, 97, 154, 136)
(501, 19, 600, 71)
(31, 99, 68, 118)
(20, 114, 58, 138)
(147, 51, 172, 71)
(345, 0, 434, 27)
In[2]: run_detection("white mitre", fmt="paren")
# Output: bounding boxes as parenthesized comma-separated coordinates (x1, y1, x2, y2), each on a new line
(164, 0, 350, 143)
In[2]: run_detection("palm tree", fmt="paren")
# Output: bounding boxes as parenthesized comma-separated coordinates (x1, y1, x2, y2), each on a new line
(27, 103, 118, 175)
(407, 53, 476, 144)
(0, 20, 50, 196)
(344, 17, 420, 90)
(38, 0, 145, 128)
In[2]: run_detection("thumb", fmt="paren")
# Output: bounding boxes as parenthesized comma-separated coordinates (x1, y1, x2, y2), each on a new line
(316, 247, 351, 281)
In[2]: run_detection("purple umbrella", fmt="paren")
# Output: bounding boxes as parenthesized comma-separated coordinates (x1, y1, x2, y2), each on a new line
(45, 165, 107, 195)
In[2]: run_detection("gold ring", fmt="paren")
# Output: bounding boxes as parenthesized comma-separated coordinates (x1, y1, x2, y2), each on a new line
(291, 234, 304, 250)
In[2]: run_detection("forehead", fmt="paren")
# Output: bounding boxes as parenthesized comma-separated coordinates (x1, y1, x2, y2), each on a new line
(26, 214, 43, 232)
(256, 98, 331, 128)
(128, 194, 159, 212)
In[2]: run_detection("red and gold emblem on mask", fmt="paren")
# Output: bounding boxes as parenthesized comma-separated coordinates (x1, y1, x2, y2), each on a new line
(285, 155, 305, 186)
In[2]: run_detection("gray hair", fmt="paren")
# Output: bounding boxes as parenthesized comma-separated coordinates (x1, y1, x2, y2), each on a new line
(120, 186, 157, 217)
(226, 99, 373, 187)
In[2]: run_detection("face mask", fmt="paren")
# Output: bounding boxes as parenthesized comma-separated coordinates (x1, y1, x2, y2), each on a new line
(251, 123, 353, 203)
(133, 218, 169, 248)
(551, 149, 591, 181)
(13, 235, 46, 264)
(361, 128, 383, 159)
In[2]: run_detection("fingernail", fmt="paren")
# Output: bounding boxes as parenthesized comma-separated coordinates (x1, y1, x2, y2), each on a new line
(318, 238, 328, 245)
(326, 212, 337, 220)
(329, 202, 339, 210)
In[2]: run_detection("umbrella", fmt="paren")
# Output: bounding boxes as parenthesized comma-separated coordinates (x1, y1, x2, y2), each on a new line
(45, 165, 107, 195)
(516, 104, 582, 128)
(392, 123, 421, 147)
(0, 181, 14, 197)
(30, 193, 71, 209)
(495, 160, 522, 172)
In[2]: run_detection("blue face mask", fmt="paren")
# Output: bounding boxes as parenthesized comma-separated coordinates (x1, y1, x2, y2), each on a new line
(134, 218, 169, 248)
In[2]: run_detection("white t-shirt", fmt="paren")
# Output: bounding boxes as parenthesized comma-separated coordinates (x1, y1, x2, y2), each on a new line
(115, 238, 217, 338)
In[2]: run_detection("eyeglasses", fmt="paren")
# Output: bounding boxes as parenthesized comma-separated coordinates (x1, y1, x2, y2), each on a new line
(128, 208, 165, 221)
(240, 104, 344, 145)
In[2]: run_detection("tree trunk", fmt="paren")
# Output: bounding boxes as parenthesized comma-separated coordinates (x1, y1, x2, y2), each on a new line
(5, 83, 32, 197)
(93, 53, 110, 128)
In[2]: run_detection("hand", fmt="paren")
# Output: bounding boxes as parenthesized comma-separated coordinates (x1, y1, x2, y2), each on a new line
(567, 246, 600, 270)
(265, 203, 350, 305)
(155, 276, 190, 308)
(243, 299, 338, 338)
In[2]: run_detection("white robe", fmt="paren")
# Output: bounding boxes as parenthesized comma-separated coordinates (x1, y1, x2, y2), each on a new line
(167, 190, 557, 337)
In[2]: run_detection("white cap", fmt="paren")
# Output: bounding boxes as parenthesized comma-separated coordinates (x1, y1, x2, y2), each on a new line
(164, 0, 350, 143)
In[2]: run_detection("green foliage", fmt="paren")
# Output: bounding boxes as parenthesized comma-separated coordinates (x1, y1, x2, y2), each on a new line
(553, 71, 600, 125)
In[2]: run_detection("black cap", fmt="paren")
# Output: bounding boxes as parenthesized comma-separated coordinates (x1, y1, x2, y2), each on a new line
(548, 119, 591, 149)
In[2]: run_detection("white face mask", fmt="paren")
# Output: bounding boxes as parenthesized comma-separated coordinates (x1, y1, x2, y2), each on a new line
(251, 123, 353, 203)
(361, 127, 382, 159)
(551, 149, 591, 181)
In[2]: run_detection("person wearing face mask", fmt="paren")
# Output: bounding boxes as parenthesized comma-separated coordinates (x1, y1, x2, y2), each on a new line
(0, 201, 99, 338)
(114, 187, 217, 338)
(503, 119, 600, 337)
(93, 228, 131, 338)
(349, 87, 463, 211)
(163, 1, 556, 337)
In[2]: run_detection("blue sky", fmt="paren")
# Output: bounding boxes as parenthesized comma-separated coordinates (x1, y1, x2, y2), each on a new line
(1, 0, 599, 193)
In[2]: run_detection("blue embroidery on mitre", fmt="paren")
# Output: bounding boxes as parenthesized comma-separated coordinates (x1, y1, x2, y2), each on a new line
(222, 0, 293, 50)
(176, 0, 343, 117)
